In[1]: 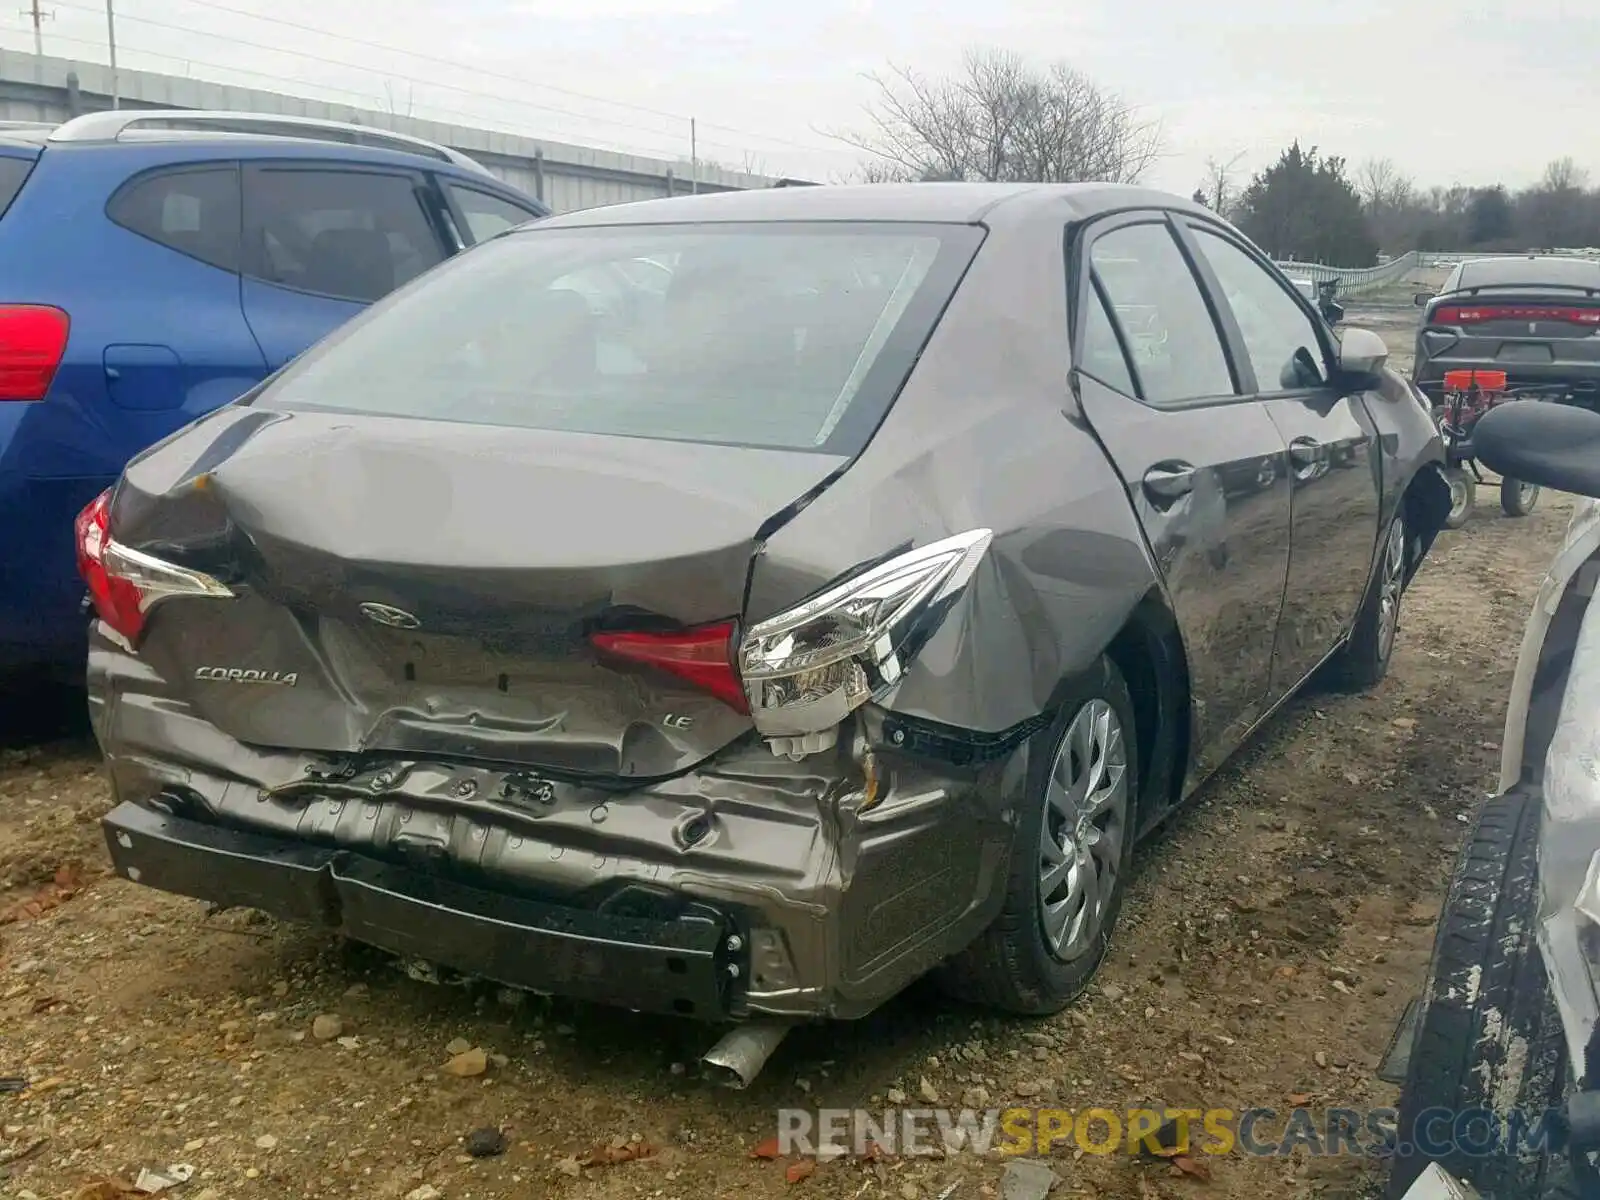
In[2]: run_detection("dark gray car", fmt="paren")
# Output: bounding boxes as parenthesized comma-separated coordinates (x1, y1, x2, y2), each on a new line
(1413, 254, 1600, 401)
(83, 182, 1450, 1081)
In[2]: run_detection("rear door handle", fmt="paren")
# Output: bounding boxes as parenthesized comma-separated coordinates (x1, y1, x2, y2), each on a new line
(1289, 437, 1323, 466)
(1143, 463, 1195, 501)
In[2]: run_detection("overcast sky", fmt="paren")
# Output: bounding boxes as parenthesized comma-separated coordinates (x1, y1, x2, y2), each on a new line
(2, 0, 1594, 194)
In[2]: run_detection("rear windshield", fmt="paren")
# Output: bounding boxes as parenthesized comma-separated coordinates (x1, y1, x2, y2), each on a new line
(1458, 256, 1600, 290)
(256, 220, 983, 454)
(0, 153, 37, 219)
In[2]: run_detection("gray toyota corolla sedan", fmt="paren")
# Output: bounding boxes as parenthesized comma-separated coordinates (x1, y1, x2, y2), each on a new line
(82, 182, 1450, 1081)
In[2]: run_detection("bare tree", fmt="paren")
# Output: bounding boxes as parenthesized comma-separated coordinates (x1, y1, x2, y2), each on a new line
(834, 48, 1161, 185)
(1200, 151, 1247, 215)
(1543, 156, 1589, 192)
(1357, 157, 1413, 215)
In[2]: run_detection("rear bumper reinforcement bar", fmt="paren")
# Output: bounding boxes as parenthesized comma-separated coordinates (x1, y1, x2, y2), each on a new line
(102, 801, 741, 1019)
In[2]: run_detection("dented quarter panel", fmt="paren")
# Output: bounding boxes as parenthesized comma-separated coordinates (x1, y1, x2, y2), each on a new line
(748, 191, 1161, 734)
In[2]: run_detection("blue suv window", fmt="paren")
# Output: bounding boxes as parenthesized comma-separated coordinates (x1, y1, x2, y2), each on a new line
(0, 154, 36, 219)
(107, 164, 242, 272)
(446, 182, 541, 242)
(244, 166, 446, 304)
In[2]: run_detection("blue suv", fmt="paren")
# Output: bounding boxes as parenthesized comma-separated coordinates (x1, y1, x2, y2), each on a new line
(0, 109, 549, 678)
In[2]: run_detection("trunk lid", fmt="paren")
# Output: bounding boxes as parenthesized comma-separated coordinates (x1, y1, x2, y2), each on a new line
(116, 407, 846, 780)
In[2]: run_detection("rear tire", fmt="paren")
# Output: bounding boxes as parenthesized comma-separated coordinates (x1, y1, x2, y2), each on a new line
(938, 656, 1138, 1015)
(1326, 510, 1406, 693)
(1501, 477, 1542, 518)
(1387, 788, 1575, 1199)
(1444, 467, 1475, 529)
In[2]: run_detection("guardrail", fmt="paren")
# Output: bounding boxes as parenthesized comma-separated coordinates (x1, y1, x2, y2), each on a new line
(1271, 250, 1423, 297)
(1417, 249, 1600, 267)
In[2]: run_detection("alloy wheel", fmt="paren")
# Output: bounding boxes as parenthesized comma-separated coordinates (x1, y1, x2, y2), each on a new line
(1377, 516, 1406, 661)
(1038, 699, 1129, 963)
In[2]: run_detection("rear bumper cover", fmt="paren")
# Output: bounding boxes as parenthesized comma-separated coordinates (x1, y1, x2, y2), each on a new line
(104, 800, 741, 1018)
(91, 632, 1019, 1022)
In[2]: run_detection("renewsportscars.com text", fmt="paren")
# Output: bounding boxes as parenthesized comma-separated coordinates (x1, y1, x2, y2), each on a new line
(775, 1106, 1564, 1159)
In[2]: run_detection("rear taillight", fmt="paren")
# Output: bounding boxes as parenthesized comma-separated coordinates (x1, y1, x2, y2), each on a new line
(590, 530, 994, 760)
(589, 621, 747, 713)
(1433, 304, 1600, 327)
(0, 304, 68, 401)
(74, 488, 234, 645)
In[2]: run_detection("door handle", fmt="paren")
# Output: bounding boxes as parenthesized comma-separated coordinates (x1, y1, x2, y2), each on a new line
(1143, 463, 1195, 501)
(1289, 437, 1323, 466)
(1289, 437, 1323, 464)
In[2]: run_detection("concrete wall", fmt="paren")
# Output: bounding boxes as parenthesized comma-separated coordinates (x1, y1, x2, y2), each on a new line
(0, 50, 788, 213)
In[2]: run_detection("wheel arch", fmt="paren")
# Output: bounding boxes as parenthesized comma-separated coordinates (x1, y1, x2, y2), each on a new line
(1099, 587, 1191, 837)
(1399, 459, 1453, 584)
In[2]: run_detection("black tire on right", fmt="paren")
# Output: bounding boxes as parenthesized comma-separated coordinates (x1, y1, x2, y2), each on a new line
(1444, 467, 1476, 530)
(1387, 788, 1575, 1199)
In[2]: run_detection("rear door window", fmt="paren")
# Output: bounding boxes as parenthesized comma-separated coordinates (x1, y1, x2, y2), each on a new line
(243, 166, 447, 303)
(107, 164, 241, 272)
(0, 153, 37, 220)
(1079, 281, 1139, 397)
(257, 221, 985, 454)
(446, 182, 543, 242)
(1090, 222, 1237, 407)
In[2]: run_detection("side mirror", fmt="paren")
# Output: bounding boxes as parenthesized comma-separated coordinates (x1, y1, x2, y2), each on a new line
(1474, 401, 1600, 499)
(1336, 326, 1388, 381)
(1413, 291, 1433, 307)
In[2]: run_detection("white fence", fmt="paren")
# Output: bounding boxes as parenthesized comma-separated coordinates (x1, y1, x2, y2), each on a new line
(1273, 247, 1600, 297)
(1271, 250, 1425, 297)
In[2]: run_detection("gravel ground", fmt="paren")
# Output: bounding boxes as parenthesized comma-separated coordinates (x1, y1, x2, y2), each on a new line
(1, 290, 1568, 1200)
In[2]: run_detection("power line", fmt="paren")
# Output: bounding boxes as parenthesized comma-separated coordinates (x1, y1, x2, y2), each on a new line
(0, 21, 715, 161)
(44, 0, 803, 166)
(177, 0, 833, 154)
(48, 2, 690, 143)
(51, 0, 835, 160)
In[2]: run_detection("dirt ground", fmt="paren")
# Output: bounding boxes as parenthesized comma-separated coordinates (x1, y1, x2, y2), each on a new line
(0, 287, 1575, 1200)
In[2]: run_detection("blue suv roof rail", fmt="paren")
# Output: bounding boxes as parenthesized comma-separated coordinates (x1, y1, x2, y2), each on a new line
(48, 109, 494, 176)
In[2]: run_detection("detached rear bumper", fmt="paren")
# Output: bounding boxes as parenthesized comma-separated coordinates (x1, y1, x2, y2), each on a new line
(103, 800, 740, 1019)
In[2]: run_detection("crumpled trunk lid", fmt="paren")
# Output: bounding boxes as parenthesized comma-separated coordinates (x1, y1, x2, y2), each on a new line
(113, 406, 847, 780)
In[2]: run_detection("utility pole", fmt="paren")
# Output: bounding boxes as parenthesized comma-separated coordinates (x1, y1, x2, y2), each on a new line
(106, 0, 119, 108)
(689, 117, 698, 195)
(20, 0, 51, 57)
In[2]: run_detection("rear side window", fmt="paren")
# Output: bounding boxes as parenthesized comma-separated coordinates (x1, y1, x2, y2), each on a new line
(244, 167, 446, 303)
(0, 154, 36, 220)
(447, 183, 542, 242)
(257, 221, 984, 454)
(1090, 222, 1236, 407)
(1079, 282, 1138, 396)
(107, 165, 241, 272)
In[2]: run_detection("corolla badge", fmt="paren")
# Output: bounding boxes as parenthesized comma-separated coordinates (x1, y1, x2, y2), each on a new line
(359, 602, 421, 630)
(194, 667, 298, 686)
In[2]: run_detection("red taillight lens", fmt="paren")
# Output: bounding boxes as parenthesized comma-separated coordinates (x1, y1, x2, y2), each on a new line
(1433, 304, 1600, 327)
(589, 620, 748, 713)
(74, 488, 146, 642)
(0, 304, 69, 401)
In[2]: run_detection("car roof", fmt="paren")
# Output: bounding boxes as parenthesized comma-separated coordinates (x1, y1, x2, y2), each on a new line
(531, 181, 1212, 228)
(1457, 255, 1600, 290)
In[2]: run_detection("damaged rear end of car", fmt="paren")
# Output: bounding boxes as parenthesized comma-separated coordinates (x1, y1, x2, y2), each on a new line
(87, 210, 1029, 1072)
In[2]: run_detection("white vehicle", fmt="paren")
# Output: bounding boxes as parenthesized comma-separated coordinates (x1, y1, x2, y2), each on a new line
(1392, 399, 1600, 1200)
